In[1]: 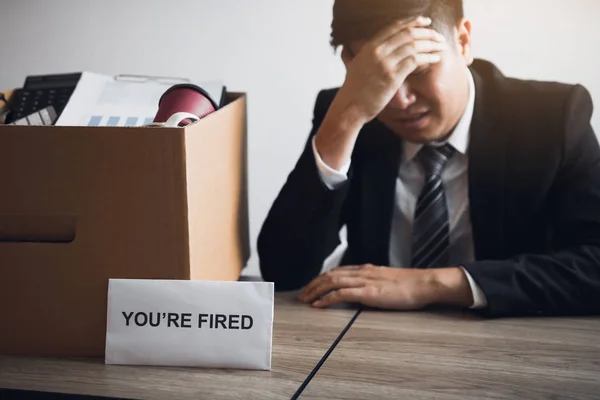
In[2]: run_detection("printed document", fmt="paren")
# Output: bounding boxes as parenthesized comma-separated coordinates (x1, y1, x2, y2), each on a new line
(56, 72, 225, 127)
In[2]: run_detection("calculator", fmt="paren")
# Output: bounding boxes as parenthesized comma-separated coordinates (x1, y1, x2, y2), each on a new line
(7, 73, 82, 123)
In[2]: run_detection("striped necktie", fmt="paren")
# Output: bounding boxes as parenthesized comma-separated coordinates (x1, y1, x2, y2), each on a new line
(411, 144, 455, 268)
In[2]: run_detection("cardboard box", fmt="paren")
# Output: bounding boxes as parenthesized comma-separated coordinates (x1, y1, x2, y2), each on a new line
(0, 92, 250, 356)
(1, 89, 14, 102)
(0, 89, 14, 124)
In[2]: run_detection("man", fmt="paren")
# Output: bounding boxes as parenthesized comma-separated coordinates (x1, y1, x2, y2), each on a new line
(257, 0, 600, 317)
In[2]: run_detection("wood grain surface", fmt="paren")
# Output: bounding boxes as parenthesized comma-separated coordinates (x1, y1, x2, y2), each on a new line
(0, 293, 356, 400)
(300, 309, 600, 399)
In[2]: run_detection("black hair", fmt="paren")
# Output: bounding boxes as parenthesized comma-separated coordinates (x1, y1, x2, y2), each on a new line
(331, 0, 464, 47)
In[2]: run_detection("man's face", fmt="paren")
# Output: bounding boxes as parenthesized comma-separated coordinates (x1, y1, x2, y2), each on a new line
(346, 21, 473, 144)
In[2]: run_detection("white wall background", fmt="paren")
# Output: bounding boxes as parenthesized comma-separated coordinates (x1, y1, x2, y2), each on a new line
(1, 0, 599, 277)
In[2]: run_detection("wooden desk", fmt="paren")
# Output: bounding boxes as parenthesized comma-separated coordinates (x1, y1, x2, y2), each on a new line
(301, 309, 600, 399)
(0, 293, 356, 400)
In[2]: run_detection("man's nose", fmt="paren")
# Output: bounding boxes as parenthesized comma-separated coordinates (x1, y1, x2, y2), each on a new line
(388, 83, 417, 110)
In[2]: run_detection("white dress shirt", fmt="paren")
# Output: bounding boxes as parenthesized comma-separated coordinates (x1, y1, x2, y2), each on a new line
(311, 70, 487, 309)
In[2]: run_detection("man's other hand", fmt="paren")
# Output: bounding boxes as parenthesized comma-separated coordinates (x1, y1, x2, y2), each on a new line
(298, 265, 474, 310)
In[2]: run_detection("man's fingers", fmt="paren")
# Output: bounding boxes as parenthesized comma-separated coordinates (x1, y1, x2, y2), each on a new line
(371, 16, 432, 47)
(390, 39, 446, 66)
(382, 28, 445, 56)
(299, 270, 348, 301)
(312, 288, 364, 308)
(301, 276, 366, 304)
(299, 265, 376, 302)
(396, 52, 442, 77)
(300, 267, 360, 297)
(303, 276, 366, 303)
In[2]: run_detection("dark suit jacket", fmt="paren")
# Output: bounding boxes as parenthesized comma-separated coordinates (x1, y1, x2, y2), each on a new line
(257, 59, 600, 317)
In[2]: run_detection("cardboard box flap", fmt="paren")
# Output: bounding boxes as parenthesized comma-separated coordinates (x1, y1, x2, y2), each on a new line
(184, 93, 250, 280)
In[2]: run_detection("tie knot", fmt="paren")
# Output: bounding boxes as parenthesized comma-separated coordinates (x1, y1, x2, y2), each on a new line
(417, 144, 455, 179)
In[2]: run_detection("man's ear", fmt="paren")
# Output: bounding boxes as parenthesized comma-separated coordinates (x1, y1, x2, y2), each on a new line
(341, 46, 354, 68)
(456, 18, 474, 66)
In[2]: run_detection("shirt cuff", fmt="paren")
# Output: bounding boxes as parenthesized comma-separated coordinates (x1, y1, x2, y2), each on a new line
(460, 267, 488, 309)
(311, 136, 350, 190)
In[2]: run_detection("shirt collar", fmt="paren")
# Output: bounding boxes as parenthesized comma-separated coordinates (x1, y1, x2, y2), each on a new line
(402, 69, 475, 164)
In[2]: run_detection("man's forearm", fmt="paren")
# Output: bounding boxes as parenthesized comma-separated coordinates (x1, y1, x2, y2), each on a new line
(314, 98, 365, 171)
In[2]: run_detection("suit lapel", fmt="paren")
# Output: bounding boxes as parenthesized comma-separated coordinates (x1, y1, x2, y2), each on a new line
(358, 120, 402, 266)
(468, 66, 508, 260)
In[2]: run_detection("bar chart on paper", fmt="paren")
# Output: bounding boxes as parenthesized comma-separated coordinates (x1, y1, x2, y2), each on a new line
(87, 115, 154, 127)
(57, 72, 165, 127)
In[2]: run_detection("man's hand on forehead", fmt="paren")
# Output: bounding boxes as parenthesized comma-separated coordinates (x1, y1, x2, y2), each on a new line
(335, 16, 446, 121)
(313, 15, 447, 171)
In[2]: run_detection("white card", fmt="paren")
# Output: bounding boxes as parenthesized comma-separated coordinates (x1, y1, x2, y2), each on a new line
(105, 279, 274, 370)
